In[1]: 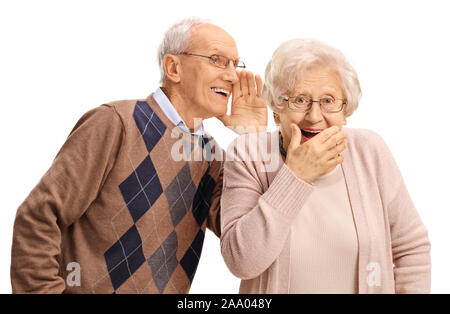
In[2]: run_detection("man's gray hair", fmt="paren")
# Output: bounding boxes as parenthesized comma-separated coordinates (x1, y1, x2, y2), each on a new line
(157, 17, 212, 84)
(262, 38, 362, 117)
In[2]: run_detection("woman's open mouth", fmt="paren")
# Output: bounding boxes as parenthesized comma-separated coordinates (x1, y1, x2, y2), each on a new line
(301, 128, 322, 142)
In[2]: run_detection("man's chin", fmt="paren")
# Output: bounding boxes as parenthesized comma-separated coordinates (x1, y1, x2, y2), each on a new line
(198, 96, 228, 119)
(210, 103, 228, 118)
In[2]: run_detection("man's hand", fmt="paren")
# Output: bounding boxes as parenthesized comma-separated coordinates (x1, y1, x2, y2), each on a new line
(217, 71, 268, 134)
(285, 124, 347, 184)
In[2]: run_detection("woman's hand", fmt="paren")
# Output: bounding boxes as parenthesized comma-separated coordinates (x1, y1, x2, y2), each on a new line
(285, 124, 347, 184)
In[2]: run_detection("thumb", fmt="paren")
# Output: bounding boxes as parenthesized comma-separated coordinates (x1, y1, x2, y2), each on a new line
(288, 123, 301, 151)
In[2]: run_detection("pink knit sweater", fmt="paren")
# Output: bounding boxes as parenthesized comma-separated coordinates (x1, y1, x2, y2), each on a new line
(220, 128, 431, 293)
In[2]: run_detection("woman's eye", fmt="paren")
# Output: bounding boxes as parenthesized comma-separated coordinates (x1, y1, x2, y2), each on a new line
(297, 97, 308, 104)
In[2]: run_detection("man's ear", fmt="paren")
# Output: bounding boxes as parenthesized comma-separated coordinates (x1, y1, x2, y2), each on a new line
(163, 54, 181, 83)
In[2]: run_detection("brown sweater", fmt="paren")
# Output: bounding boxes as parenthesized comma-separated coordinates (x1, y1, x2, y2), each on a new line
(11, 94, 223, 293)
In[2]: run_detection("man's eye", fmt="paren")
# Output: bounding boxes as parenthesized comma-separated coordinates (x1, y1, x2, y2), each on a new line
(217, 57, 228, 66)
(210, 55, 219, 63)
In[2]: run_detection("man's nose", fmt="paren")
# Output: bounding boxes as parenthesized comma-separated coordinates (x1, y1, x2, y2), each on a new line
(222, 64, 239, 83)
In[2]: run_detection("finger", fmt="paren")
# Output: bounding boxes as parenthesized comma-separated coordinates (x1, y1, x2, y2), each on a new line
(288, 124, 301, 151)
(318, 125, 340, 143)
(323, 130, 347, 150)
(240, 70, 249, 96)
(324, 139, 347, 160)
(232, 71, 241, 98)
(238, 70, 244, 95)
(255, 74, 263, 97)
(247, 71, 256, 96)
(329, 153, 344, 167)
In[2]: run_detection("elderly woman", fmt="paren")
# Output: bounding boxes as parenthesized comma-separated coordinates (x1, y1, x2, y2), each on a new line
(220, 39, 431, 294)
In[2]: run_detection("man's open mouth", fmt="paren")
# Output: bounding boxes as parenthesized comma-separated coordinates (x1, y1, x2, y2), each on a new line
(211, 87, 230, 98)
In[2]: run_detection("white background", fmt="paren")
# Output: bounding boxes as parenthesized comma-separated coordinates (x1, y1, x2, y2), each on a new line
(1, 0, 449, 294)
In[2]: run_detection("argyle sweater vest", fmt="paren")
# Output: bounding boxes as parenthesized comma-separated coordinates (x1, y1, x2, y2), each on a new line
(11, 94, 223, 293)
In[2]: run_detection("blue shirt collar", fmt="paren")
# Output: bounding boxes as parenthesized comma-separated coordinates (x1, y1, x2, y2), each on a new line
(153, 87, 205, 136)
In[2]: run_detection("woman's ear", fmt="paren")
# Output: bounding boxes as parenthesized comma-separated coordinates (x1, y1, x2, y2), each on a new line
(273, 111, 280, 125)
(342, 103, 348, 125)
(163, 54, 181, 83)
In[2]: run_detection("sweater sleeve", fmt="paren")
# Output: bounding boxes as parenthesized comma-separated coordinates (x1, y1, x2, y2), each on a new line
(206, 156, 224, 238)
(373, 132, 431, 293)
(220, 137, 314, 280)
(11, 105, 124, 293)
(388, 183, 431, 293)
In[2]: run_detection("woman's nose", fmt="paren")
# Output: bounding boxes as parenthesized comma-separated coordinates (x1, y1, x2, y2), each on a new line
(305, 102, 323, 123)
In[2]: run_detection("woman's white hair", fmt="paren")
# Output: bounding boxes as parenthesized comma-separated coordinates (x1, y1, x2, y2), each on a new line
(157, 17, 212, 84)
(262, 38, 361, 117)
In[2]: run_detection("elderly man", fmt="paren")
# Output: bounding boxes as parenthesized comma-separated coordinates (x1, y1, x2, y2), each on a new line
(11, 18, 267, 294)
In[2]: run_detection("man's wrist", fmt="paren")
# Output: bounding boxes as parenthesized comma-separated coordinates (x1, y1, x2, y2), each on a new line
(225, 124, 267, 134)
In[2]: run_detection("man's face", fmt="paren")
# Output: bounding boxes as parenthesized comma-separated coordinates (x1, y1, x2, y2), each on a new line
(178, 24, 239, 120)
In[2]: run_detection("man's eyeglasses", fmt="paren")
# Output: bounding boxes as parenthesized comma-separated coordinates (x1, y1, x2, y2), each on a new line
(179, 53, 246, 69)
(281, 95, 347, 113)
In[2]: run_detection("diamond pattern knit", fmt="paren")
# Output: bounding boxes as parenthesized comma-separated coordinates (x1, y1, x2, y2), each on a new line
(11, 94, 223, 294)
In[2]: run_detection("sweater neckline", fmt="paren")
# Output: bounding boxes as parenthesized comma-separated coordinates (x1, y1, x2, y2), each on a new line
(311, 164, 342, 186)
(144, 94, 208, 145)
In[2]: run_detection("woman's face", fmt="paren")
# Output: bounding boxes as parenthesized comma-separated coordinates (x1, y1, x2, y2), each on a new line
(275, 66, 347, 148)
